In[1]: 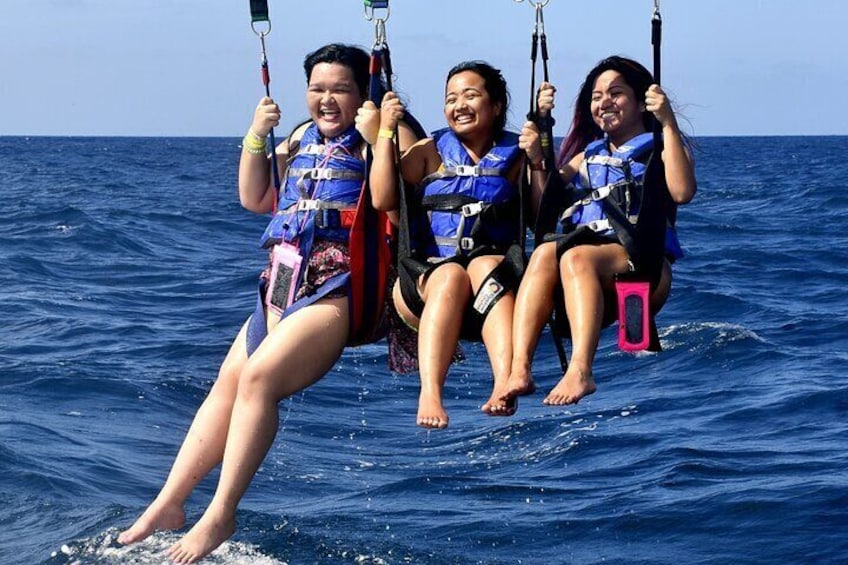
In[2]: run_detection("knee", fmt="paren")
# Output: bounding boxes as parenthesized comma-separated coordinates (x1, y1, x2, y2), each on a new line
(427, 263, 472, 302)
(527, 242, 557, 277)
(467, 254, 501, 276)
(559, 246, 596, 279)
(235, 362, 276, 404)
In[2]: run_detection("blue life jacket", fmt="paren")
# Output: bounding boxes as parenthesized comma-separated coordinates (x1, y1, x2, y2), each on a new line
(259, 123, 365, 249)
(563, 132, 683, 260)
(414, 128, 522, 258)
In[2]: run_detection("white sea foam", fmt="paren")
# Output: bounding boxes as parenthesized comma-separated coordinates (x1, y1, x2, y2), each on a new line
(51, 529, 287, 565)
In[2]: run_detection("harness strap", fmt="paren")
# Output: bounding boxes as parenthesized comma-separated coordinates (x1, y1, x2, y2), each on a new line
(420, 194, 519, 255)
(249, 0, 269, 23)
(559, 180, 630, 221)
(396, 243, 526, 342)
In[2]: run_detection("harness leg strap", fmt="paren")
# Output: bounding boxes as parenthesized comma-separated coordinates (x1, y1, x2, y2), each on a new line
(462, 244, 526, 340)
(397, 257, 430, 320)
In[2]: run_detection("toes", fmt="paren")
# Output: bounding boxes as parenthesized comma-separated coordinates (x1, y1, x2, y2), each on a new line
(417, 416, 448, 429)
(543, 393, 578, 406)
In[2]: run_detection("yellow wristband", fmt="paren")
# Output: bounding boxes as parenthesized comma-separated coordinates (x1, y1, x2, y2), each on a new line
(242, 132, 267, 152)
(378, 128, 395, 140)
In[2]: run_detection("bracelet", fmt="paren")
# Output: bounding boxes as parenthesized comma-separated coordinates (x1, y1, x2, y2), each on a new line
(528, 159, 546, 171)
(242, 131, 267, 153)
(378, 128, 395, 140)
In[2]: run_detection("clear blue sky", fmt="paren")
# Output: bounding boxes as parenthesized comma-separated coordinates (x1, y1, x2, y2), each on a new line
(1, 0, 844, 137)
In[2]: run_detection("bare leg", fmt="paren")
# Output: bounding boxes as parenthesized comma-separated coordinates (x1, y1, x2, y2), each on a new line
(468, 255, 517, 416)
(118, 322, 250, 545)
(401, 263, 471, 429)
(503, 242, 560, 403)
(544, 244, 630, 406)
(166, 298, 349, 563)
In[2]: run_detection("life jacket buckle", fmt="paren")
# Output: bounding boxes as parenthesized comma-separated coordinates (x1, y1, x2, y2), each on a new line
(586, 219, 611, 233)
(297, 199, 320, 212)
(460, 201, 485, 217)
(453, 164, 481, 177)
(309, 168, 333, 181)
(459, 237, 475, 251)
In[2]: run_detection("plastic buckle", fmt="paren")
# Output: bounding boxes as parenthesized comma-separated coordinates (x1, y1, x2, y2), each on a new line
(460, 202, 485, 217)
(459, 237, 475, 251)
(453, 165, 481, 177)
(586, 219, 610, 232)
(297, 199, 320, 212)
(309, 168, 332, 180)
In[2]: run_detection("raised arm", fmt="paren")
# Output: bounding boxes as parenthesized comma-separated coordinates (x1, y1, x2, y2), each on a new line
(646, 84, 697, 204)
(518, 82, 559, 219)
(357, 91, 431, 214)
(238, 96, 286, 214)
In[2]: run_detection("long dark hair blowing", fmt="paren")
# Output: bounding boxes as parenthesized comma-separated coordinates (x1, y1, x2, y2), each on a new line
(446, 60, 511, 138)
(303, 43, 386, 102)
(558, 56, 655, 167)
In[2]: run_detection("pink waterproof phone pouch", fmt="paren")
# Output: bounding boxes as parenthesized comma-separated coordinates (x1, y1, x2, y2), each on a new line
(265, 243, 303, 314)
(616, 279, 650, 352)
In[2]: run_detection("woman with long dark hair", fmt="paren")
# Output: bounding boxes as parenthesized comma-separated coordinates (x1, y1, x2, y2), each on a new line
(505, 56, 696, 408)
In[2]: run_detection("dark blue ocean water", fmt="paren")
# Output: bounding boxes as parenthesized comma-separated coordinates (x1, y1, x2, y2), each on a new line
(1, 135, 847, 564)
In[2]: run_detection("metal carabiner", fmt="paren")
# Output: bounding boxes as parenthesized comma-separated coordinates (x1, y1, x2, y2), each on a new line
(373, 17, 388, 49)
(534, 1, 546, 36)
(250, 20, 271, 38)
(514, 0, 551, 8)
(251, 18, 271, 38)
(364, 2, 391, 23)
(653, 0, 661, 20)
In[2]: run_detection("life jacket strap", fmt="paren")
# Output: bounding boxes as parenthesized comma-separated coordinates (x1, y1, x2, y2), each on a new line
(433, 235, 476, 252)
(284, 199, 356, 213)
(420, 165, 503, 186)
(288, 167, 364, 182)
(298, 143, 325, 155)
(585, 154, 631, 170)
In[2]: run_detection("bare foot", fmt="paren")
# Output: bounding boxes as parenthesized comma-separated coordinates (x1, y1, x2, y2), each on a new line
(543, 367, 596, 406)
(166, 508, 235, 564)
(417, 390, 449, 429)
(117, 498, 186, 545)
(481, 380, 516, 416)
(500, 365, 537, 404)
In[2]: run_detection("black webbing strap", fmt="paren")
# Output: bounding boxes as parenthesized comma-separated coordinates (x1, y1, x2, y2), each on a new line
(632, 1, 667, 289)
(362, 5, 429, 327)
(520, 0, 569, 372)
(249, 0, 269, 23)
